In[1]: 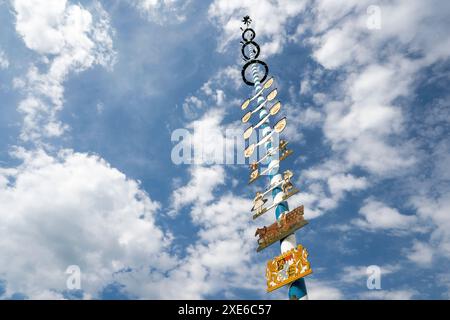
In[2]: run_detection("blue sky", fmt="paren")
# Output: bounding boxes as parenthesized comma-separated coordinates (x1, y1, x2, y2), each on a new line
(0, 0, 449, 299)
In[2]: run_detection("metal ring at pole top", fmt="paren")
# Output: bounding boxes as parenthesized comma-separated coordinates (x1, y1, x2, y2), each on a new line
(242, 28, 256, 42)
(240, 25, 269, 86)
(241, 59, 269, 86)
(241, 41, 260, 60)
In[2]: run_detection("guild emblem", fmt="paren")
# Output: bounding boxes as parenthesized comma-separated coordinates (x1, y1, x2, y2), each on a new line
(255, 206, 308, 252)
(266, 244, 312, 292)
(252, 170, 299, 219)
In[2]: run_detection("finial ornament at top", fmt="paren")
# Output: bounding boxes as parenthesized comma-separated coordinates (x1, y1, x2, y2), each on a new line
(242, 15, 252, 26)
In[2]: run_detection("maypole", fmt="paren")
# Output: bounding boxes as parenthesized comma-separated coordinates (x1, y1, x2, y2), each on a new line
(239, 16, 312, 300)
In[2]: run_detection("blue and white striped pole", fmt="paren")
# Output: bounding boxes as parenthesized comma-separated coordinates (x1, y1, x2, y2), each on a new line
(249, 47, 308, 300)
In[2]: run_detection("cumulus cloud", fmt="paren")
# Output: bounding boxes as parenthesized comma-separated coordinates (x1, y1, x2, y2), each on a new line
(208, 0, 308, 56)
(353, 199, 417, 231)
(0, 148, 170, 299)
(0, 0, 172, 300)
(119, 158, 263, 298)
(405, 241, 434, 268)
(410, 189, 450, 263)
(291, 161, 368, 219)
(165, 86, 275, 298)
(12, 0, 116, 142)
(0, 144, 261, 299)
(170, 164, 225, 215)
(182, 66, 242, 120)
(307, 280, 343, 300)
(285, 1, 450, 245)
(299, 0, 450, 178)
(184, 0, 450, 298)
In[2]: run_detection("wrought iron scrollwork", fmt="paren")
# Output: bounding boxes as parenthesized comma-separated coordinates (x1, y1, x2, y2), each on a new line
(240, 23, 269, 86)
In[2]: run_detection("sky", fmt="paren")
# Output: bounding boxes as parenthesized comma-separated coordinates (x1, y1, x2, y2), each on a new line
(0, 0, 449, 300)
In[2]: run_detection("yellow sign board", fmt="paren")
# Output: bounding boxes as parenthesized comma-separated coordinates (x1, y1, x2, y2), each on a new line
(266, 244, 312, 292)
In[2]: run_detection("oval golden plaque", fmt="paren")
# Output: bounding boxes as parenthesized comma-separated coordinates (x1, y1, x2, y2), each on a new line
(267, 89, 278, 102)
(241, 112, 251, 123)
(241, 99, 250, 110)
(274, 117, 287, 133)
(243, 126, 253, 140)
(245, 144, 255, 158)
(263, 77, 274, 89)
(269, 101, 281, 116)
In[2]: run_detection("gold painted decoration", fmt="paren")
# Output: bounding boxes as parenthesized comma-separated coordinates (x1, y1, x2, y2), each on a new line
(249, 168, 259, 184)
(249, 78, 274, 103)
(252, 171, 299, 219)
(264, 77, 274, 89)
(255, 170, 293, 197)
(244, 143, 255, 158)
(279, 139, 288, 150)
(280, 148, 293, 162)
(251, 192, 267, 212)
(269, 101, 281, 116)
(266, 244, 312, 292)
(243, 126, 253, 140)
(241, 99, 250, 110)
(274, 117, 287, 133)
(248, 159, 280, 184)
(244, 120, 287, 157)
(242, 99, 279, 125)
(267, 88, 278, 102)
(242, 103, 285, 141)
(255, 205, 308, 252)
(242, 112, 251, 123)
(240, 77, 274, 111)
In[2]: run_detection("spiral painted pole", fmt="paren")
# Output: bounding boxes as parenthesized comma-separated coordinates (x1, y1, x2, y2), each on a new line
(242, 20, 308, 300)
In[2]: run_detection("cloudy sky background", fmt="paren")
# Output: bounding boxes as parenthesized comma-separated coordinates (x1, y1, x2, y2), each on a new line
(0, 0, 449, 299)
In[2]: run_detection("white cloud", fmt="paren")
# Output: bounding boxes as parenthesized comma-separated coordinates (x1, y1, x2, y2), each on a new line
(300, 0, 450, 178)
(0, 1, 177, 299)
(0, 50, 9, 69)
(170, 164, 225, 215)
(182, 66, 242, 120)
(359, 289, 417, 300)
(437, 273, 450, 299)
(322, 67, 416, 175)
(208, 0, 308, 56)
(410, 190, 450, 262)
(292, 161, 368, 219)
(307, 280, 343, 300)
(287, 2, 450, 266)
(283, 103, 323, 142)
(0, 143, 264, 299)
(0, 148, 171, 299)
(12, 0, 116, 142)
(353, 199, 417, 231)
(118, 167, 264, 299)
(131, 0, 190, 24)
(163, 96, 273, 298)
(406, 241, 434, 268)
